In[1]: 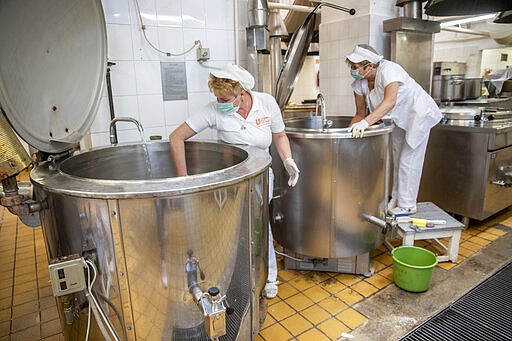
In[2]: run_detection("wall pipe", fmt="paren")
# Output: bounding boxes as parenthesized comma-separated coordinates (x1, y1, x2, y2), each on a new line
(267, 2, 315, 13)
(234, 0, 240, 64)
(106, 62, 117, 142)
(267, 2, 355, 14)
(441, 26, 490, 36)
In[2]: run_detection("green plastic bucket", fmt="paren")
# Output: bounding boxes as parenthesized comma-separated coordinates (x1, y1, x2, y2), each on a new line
(392, 246, 438, 292)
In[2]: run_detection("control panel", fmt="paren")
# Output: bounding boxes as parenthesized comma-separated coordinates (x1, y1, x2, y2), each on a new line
(48, 254, 86, 296)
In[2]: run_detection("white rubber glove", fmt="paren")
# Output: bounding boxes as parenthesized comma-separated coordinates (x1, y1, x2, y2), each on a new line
(347, 119, 369, 138)
(283, 158, 300, 187)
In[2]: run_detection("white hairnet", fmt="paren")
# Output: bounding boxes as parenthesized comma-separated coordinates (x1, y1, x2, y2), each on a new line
(346, 45, 383, 64)
(210, 64, 255, 90)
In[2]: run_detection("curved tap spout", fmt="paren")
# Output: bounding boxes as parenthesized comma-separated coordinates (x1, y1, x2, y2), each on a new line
(315, 93, 331, 129)
(109, 117, 145, 144)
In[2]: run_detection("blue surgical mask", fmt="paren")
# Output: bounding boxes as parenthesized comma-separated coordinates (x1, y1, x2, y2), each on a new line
(350, 68, 364, 80)
(217, 96, 239, 113)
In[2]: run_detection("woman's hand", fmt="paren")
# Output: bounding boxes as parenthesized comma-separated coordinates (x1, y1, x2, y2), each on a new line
(283, 158, 300, 187)
(348, 119, 369, 138)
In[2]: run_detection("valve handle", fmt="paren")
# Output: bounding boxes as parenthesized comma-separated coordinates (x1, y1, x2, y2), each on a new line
(208, 287, 220, 297)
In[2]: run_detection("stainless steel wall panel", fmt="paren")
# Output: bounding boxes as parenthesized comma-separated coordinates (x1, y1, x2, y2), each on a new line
(390, 31, 434, 93)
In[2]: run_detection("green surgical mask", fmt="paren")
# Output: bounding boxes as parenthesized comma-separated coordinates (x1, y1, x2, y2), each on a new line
(217, 96, 240, 113)
(350, 68, 364, 80)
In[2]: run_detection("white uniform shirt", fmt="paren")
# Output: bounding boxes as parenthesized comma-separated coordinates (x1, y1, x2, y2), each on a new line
(351, 60, 442, 148)
(186, 91, 285, 152)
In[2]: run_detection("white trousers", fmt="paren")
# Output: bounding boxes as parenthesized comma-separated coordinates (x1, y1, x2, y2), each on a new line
(391, 126, 430, 208)
(267, 169, 277, 283)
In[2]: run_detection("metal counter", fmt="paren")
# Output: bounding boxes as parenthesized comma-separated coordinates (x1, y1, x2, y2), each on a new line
(418, 107, 512, 221)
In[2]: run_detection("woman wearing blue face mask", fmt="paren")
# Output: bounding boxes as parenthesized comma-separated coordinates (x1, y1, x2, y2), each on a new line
(345, 44, 442, 216)
(169, 63, 299, 299)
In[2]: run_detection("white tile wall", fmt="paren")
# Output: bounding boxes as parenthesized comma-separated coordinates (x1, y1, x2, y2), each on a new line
(103, 0, 131, 25)
(87, 0, 248, 148)
(138, 94, 165, 128)
(182, 0, 206, 28)
(86, 0, 503, 149)
(320, 14, 375, 116)
(109, 61, 137, 96)
(289, 57, 320, 104)
(155, 0, 182, 27)
(434, 28, 506, 78)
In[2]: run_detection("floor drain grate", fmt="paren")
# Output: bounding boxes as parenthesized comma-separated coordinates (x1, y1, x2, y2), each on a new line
(400, 261, 512, 341)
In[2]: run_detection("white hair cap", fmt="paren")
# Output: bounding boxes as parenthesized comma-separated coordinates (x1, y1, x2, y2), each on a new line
(346, 45, 383, 64)
(210, 64, 255, 90)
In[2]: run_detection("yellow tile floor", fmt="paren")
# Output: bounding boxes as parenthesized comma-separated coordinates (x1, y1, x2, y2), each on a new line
(258, 207, 512, 341)
(0, 171, 510, 341)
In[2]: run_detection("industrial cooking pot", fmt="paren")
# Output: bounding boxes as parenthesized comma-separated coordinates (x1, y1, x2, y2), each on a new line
(31, 141, 271, 340)
(463, 78, 483, 100)
(441, 75, 465, 101)
(271, 115, 392, 259)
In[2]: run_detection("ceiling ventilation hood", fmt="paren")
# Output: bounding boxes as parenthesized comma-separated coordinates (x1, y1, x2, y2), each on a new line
(425, 0, 512, 16)
(494, 10, 512, 23)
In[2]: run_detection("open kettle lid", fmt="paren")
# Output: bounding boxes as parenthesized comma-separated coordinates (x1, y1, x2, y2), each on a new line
(0, 0, 107, 153)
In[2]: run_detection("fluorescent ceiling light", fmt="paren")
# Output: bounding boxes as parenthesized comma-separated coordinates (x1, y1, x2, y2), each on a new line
(440, 14, 496, 27)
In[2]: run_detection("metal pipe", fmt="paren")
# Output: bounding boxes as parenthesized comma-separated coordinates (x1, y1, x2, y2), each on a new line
(268, 2, 355, 15)
(315, 94, 331, 129)
(109, 117, 145, 144)
(267, 2, 314, 13)
(268, 1, 287, 95)
(106, 62, 117, 144)
(402, 0, 422, 19)
(270, 37, 282, 95)
(248, 0, 268, 27)
(440, 26, 490, 36)
(234, 0, 240, 64)
(0, 175, 46, 221)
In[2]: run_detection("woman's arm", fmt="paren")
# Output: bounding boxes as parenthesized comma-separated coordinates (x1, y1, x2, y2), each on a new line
(272, 130, 300, 187)
(272, 131, 292, 161)
(350, 93, 368, 125)
(364, 82, 399, 125)
(169, 123, 197, 176)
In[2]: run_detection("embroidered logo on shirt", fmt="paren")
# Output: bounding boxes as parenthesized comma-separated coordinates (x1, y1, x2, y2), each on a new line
(255, 117, 271, 127)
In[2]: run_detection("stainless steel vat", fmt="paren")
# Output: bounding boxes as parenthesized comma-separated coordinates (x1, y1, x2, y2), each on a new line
(30, 141, 271, 340)
(419, 107, 512, 221)
(463, 78, 484, 100)
(441, 75, 465, 101)
(271, 116, 392, 258)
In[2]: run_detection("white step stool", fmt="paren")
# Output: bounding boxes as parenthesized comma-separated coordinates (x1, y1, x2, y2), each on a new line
(384, 202, 465, 262)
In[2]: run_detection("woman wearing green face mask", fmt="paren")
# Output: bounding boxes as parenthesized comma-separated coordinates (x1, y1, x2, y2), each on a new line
(169, 63, 300, 299)
(345, 44, 442, 217)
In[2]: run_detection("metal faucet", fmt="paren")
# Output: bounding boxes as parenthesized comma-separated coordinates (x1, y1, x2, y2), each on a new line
(315, 93, 332, 129)
(478, 108, 496, 122)
(109, 117, 145, 144)
(185, 252, 233, 339)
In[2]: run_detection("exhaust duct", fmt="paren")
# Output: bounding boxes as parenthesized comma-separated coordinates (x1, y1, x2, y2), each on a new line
(424, 0, 512, 16)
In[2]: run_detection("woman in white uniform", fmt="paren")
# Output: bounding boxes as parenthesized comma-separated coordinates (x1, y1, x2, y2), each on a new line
(169, 64, 300, 298)
(345, 44, 442, 215)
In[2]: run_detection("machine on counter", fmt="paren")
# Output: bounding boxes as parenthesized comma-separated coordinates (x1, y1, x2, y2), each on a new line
(431, 61, 485, 103)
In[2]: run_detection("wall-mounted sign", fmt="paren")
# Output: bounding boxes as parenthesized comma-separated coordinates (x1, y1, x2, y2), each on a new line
(161, 62, 188, 101)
